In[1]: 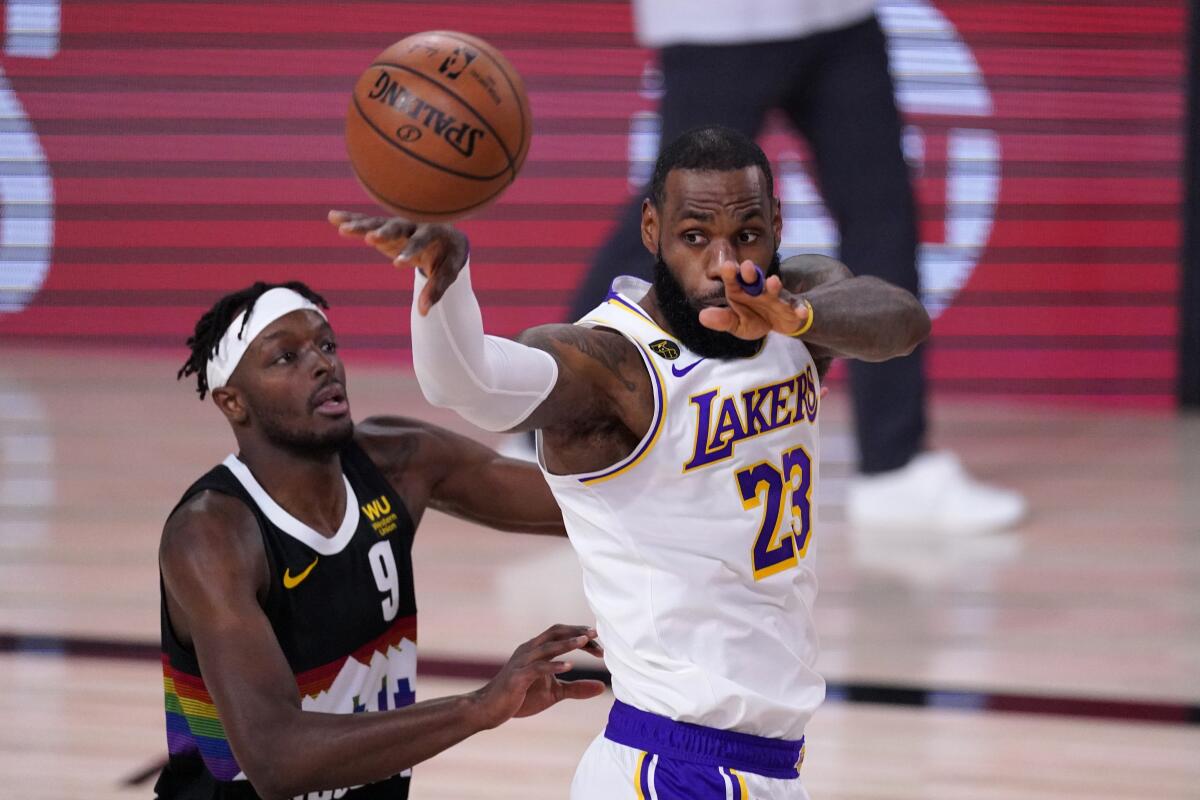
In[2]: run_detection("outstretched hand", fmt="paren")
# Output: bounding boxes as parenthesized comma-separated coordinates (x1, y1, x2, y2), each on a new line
(471, 624, 606, 729)
(698, 260, 809, 340)
(328, 210, 470, 315)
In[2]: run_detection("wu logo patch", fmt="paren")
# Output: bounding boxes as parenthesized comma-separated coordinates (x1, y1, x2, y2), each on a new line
(648, 339, 680, 360)
(362, 495, 400, 536)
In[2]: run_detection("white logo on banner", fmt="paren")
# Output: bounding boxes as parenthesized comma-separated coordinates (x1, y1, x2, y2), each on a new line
(0, 0, 59, 314)
(627, 1, 1000, 318)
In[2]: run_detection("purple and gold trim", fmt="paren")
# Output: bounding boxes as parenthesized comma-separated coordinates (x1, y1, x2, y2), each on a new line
(604, 292, 667, 333)
(575, 297, 668, 486)
(606, 700, 804, 780)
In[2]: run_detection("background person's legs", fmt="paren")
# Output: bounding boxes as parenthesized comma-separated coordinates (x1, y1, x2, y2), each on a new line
(782, 17, 924, 475)
(783, 17, 1024, 532)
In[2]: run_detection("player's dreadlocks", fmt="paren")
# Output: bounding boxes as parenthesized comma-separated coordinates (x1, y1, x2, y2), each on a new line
(178, 281, 330, 400)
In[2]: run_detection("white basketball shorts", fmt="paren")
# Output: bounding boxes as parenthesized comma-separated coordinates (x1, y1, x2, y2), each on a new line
(570, 701, 810, 800)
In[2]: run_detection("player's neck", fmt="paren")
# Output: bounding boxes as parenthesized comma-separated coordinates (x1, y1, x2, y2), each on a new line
(235, 443, 347, 537)
(639, 287, 678, 339)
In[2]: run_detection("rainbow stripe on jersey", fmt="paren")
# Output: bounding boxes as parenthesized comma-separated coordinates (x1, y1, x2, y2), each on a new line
(162, 613, 418, 782)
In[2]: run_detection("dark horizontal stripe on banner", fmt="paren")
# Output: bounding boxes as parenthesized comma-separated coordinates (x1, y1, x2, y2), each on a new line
(14, 160, 1185, 180)
(39, 245, 1179, 264)
(0, 332, 1176, 353)
(825, 683, 1200, 724)
(934, 335, 1174, 349)
(50, 32, 1184, 50)
(15, 117, 1183, 136)
(934, 377, 1174, 394)
(25, 202, 1184, 223)
(8, 74, 1185, 93)
(2, 631, 1196, 727)
(950, 291, 1176, 307)
(23, 288, 567, 307)
(19, 288, 1179, 308)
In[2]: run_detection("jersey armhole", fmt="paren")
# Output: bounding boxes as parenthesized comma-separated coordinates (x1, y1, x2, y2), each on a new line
(536, 321, 667, 484)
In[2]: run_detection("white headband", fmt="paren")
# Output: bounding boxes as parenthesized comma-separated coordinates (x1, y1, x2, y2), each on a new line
(205, 288, 327, 391)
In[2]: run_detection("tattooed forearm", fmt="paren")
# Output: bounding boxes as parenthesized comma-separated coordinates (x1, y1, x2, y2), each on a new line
(780, 254, 854, 295)
(778, 254, 928, 363)
(796, 275, 931, 362)
(519, 325, 640, 393)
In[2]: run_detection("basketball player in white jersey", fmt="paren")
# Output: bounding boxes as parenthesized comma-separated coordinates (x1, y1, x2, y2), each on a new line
(333, 126, 930, 798)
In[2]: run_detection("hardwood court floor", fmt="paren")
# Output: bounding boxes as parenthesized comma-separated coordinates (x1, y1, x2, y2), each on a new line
(1, 346, 1198, 797)
(3, 657, 1197, 800)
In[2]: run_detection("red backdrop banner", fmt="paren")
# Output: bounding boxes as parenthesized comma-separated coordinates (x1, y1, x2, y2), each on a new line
(0, 1, 1183, 405)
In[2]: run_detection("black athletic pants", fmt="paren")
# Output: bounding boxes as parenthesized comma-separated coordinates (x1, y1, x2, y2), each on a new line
(569, 17, 925, 474)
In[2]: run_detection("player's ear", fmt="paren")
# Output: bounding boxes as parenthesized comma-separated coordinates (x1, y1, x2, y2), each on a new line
(211, 386, 249, 426)
(640, 197, 659, 256)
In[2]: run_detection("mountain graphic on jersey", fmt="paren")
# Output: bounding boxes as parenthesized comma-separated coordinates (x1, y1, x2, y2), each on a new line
(297, 615, 418, 715)
(163, 614, 418, 782)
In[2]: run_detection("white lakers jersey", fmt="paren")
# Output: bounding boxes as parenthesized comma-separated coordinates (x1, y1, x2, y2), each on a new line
(538, 277, 825, 740)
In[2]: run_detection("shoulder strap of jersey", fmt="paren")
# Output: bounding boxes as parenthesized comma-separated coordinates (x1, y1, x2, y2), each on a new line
(577, 276, 677, 347)
(168, 463, 252, 520)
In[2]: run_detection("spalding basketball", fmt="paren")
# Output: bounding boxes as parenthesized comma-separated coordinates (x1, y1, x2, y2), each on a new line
(345, 31, 532, 221)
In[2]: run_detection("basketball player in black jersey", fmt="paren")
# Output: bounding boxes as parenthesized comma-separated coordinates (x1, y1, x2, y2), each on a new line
(158, 281, 603, 800)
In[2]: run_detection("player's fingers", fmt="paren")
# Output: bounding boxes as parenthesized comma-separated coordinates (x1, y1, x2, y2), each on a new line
(820, 386, 830, 398)
(327, 209, 358, 226)
(338, 215, 389, 236)
(528, 624, 595, 649)
(582, 639, 604, 658)
(738, 259, 759, 286)
(526, 634, 593, 664)
(397, 227, 437, 260)
(698, 306, 738, 333)
(558, 679, 607, 701)
(717, 260, 742, 294)
(369, 218, 416, 243)
(534, 659, 574, 675)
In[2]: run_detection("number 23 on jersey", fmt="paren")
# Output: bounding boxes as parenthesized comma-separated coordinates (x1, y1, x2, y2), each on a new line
(735, 444, 813, 580)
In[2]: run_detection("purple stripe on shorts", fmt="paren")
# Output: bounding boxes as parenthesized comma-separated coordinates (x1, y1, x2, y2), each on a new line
(606, 700, 803, 780)
(651, 757, 727, 799)
(639, 751, 652, 797)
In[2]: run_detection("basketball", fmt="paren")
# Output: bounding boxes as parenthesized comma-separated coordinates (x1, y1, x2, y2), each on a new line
(345, 31, 532, 222)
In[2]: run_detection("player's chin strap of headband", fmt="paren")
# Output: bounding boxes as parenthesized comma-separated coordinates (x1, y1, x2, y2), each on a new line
(205, 288, 327, 392)
(410, 260, 559, 432)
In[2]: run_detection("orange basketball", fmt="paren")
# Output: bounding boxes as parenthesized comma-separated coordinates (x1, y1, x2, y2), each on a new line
(345, 31, 532, 222)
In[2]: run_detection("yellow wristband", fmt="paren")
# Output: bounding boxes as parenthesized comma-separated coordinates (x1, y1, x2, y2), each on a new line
(788, 298, 815, 337)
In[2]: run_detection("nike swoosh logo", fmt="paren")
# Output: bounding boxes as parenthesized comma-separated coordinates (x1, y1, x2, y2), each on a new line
(671, 359, 705, 378)
(282, 557, 318, 589)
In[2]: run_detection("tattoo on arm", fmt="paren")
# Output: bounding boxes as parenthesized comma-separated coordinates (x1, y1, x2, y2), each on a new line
(521, 325, 639, 393)
(780, 254, 854, 295)
(778, 254, 930, 363)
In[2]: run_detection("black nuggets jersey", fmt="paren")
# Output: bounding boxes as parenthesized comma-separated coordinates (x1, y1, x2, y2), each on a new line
(156, 441, 418, 800)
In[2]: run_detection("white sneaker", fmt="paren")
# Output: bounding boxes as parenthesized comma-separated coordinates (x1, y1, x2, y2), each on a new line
(845, 451, 1027, 535)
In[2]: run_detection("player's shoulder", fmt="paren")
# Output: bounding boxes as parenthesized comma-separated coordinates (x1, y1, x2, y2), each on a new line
(160, 490, 265, 589)
(518, 323, 644, 382)
(354, 415, 447, 479)
(518, 321, 631, 350)
(355, 415, 436, 458)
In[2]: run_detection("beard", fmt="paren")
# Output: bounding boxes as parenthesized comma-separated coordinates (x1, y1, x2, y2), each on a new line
(653, 250, 781, 360)
(256, 406, 355, 459)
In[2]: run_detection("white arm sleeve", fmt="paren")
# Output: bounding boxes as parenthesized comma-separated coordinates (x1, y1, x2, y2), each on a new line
(410, 262, 560, 432)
